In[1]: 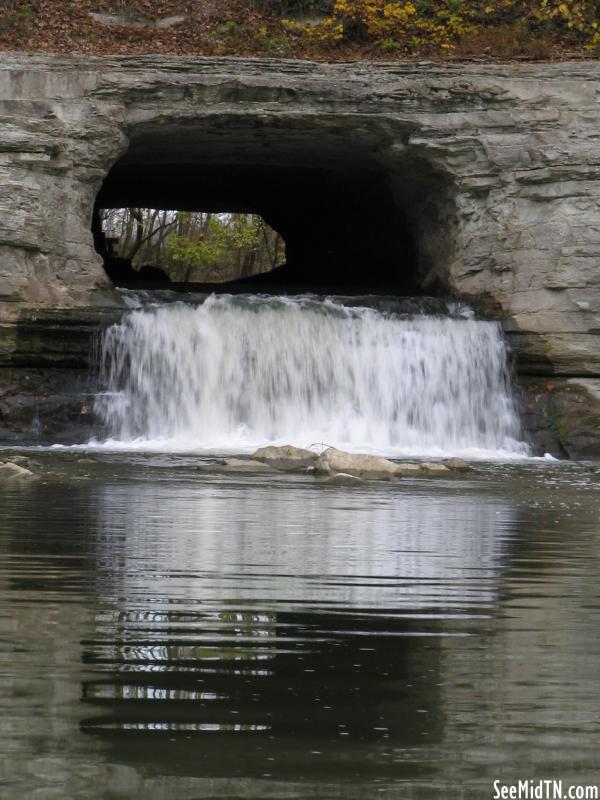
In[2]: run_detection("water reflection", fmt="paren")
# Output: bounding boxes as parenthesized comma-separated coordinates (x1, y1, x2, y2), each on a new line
(91, 480, 514, 609)
(76, 475, 520, 785)
(1, 462, 599, 797)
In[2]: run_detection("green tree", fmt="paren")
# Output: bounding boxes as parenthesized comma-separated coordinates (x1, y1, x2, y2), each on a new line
(100, 208, 284, 283)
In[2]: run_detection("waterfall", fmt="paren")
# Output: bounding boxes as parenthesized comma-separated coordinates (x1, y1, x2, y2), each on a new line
(94, 294, 528, 458)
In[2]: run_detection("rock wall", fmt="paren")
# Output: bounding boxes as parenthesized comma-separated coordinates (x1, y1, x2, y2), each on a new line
(1, 53, 600, 454)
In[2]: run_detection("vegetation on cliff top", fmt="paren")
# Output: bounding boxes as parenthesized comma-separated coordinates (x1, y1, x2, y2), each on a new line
(2, 0, 600, 60)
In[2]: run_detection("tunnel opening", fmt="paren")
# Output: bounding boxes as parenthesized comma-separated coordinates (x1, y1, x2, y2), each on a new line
(94, 207, 285, 287)
(94, 121, 456, 296)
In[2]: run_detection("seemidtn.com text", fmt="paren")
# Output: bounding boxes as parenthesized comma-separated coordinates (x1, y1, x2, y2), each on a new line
(493, 781, 598, 800)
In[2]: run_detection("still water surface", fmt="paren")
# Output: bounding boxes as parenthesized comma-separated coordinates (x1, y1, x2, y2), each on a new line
(0, 452, 599, 798)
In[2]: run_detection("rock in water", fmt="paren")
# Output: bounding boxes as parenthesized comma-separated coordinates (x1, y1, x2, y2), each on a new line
(0, 461, 35, 480)
(395, 463, 422, 476)
(322, 472, 365, 487)
(251, 445, 318, 470)
(420, 462, 451, 475)
(221, 458, 272, 471)
(314, 448, 401, 478)
(443, 457, 471, 472)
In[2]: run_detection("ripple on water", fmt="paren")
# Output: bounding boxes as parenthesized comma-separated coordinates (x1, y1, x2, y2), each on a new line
(0, 458, 599, 797)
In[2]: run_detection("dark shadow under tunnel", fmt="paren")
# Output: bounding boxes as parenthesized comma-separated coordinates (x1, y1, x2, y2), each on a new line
(93, 120, 456, 296)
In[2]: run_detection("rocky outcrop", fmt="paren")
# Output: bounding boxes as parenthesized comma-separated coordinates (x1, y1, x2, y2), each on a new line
(314, 450, 465, 479)
(517, 377, 600, 458)
(222, 448, 469, 482)
(314, 448, 402, 478)
(251, 445, 318, 469)
(0, 307, 122, 442)
(0, 54, 600, 452)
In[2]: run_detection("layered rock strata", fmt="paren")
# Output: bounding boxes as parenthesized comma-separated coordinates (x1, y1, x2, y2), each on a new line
(0, 54, 599, 454)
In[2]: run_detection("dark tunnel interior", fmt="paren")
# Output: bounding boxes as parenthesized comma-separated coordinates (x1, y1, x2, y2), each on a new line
(93, 122, 452, 295)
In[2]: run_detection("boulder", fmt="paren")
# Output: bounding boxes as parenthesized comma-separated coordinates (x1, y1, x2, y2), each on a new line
(442, 457, 471, 472)
(251, 445, 318, 470)
(8, 455, 43, 470)
(420, 462, 451, 475)
(322, 472, 365, 487)
(8, 455, 31, 465)
(314, 448, 401, 479)
(220, 457, 272, 471)
(395, 462, 422, 476)
(0, 461, 35, 480)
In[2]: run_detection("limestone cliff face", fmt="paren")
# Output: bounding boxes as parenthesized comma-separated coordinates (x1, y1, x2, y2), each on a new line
(1, 53, 600, 453)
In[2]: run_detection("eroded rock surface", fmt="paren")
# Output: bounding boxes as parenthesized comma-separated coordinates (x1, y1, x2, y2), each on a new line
(0, 55, 598, 351)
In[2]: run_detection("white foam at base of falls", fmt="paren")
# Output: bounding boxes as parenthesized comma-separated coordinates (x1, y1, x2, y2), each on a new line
(93, 294, 529, 459)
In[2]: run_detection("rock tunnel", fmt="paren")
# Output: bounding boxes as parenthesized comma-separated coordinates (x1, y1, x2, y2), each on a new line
(93, 116, 457, 294)
(2, 54, 600, 454)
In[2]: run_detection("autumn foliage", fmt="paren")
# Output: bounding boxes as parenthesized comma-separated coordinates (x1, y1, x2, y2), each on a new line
(1, 0, 600, 60)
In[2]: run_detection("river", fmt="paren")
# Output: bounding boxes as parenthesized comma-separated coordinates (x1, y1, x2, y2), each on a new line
(1, 452, 599, 798)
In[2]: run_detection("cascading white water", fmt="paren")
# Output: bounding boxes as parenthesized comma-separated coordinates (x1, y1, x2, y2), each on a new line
(94, 294, 528, 457)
